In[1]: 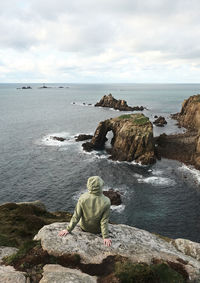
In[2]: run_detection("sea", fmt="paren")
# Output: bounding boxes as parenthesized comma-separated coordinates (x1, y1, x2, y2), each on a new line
(1, 83, 200, 242)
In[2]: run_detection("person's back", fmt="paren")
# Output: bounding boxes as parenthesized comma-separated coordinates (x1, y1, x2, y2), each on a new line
(59, 176, 112, 246)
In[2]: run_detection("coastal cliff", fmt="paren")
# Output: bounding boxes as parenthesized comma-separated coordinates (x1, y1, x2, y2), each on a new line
(157, 95, 200, 170)
(172, 94, 200, 130)
(1, 201, 200, 282)
(83, 113, 156, 165)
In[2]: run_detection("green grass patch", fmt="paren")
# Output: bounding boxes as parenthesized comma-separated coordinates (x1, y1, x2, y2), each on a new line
(4, 240, 40, 265)
(133, 116, 149, 125)
(115, 261, 186, 283)
(119, 114, 132, 119)
(0, 203, 72, 248)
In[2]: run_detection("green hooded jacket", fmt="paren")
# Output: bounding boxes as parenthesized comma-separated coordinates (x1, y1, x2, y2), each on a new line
(66, 176, 111, 238)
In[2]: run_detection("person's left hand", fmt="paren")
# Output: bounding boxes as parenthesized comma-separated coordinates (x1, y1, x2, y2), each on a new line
(58, 229, 69, 236)
(103, 238, 112, 247)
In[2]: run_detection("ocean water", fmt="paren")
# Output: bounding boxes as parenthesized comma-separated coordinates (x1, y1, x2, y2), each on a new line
(1, 83, 200, 242)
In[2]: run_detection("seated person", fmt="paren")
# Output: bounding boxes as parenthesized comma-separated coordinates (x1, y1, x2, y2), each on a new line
(59, 176, 112, 246)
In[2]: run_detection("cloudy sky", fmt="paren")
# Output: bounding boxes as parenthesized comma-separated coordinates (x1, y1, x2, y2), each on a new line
(1, 0, 200, 83)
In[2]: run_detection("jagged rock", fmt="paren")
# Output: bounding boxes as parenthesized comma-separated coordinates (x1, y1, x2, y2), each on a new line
(0, 246, 18, 264)
(34, 222, 200, 281)
(172, 94, 200, 130)
(0, 265, 28, 283)
(40, 264, 97, 283)
(75, 134, 93, 142)
(153, 116, 167, 127)
(172, 238, 200, 261)
(50, 136, 66, 142)
(21, 86, 32, 89)
(103, 189, 122, 205)
(82, 114, 155, 165)
(95, 94, 144, 111)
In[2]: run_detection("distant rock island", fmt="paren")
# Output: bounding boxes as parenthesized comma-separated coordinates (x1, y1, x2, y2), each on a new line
(156, 94, 200, 170)
(83, 113, 155, 165)
(95, 94, 144, 111)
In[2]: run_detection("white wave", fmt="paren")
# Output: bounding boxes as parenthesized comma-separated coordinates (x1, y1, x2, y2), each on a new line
(138, 176, 176, 186)
(111, 204, 125, 212)
(71, 102, 94, 107)
(41, 132, 74, 146)
(178, 164, 200, 184)
(151, 169, 164, 176)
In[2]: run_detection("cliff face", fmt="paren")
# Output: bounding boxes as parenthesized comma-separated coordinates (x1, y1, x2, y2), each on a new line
(95, 94, 144, 111)
(158, 94, 200, 169)
(83, 114, 155, 165)
(172, 94, 200, 130)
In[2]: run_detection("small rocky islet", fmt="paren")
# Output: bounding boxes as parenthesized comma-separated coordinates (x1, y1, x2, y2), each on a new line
(1, 94, 200, 282)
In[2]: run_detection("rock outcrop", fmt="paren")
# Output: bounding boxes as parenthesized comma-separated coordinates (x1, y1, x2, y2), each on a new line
(153, 116, 167, 127)
(156, 94, 200, 169)
(172, 238, 200, 261)
(103, 189, 122, 206)
(75, 134, 93, 142)
(95, 94, 144, 111)
(50, 136, 66, 142)
(172, 94, 200, 130)
(40, 264, 97, 283)
(34, 222, 200, 281)
(83, 114, 155, 165)
(0, 246, 18, 264)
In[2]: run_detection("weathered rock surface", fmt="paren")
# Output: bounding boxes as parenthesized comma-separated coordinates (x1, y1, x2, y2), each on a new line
(153, 116, 167, 127)
(173, 238, 200, 261)
(103, 189, 122, 206)
(0, 265, 28, 283)
(83, 114, 155, 165)
(40, 264, 97, 283)
(0, 246, 18, 264)
(156, 94, 200, 169)
(172, 94, 200, 130)
(34, 222, 200, 281)
(95, 94, 144, 111)
(75, 134, 93, 142)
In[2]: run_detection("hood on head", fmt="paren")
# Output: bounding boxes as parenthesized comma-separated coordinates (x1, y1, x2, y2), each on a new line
(87, 176, 104, 195)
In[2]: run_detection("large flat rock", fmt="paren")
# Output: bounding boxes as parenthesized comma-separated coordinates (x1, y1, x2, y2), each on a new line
(34, 222, 200, 281)
(0, 265, 28, 283)
(39, 264, 97, 283)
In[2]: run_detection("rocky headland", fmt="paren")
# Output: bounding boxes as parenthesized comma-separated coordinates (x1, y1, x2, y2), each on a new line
(156, 94, 200, 169)
(83, 113, 156, 165)
(1, 201, 200, 282)
(95, 94, 144, 111)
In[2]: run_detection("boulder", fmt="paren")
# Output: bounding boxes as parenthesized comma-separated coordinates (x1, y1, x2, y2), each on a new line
(0, 265, 28, 283)
(153, 116, 167, 127)
(95, 94, 144, 111)
(82, 114, 155, 165)
(75, 134, 93, 142)
(34, 222, 200, 281)
(103, 189, 122, 206)
(40, 264, 97, 283)
(0, 246, 18, 264)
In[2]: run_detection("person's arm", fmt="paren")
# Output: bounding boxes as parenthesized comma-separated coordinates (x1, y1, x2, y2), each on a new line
(59, 200, 82, 236)
(100, 204, 112, 246)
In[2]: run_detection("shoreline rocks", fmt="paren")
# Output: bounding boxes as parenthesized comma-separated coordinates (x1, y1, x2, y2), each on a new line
(95, 94, 144, 111)
(83, 113, 155, 165)
(75, 134, 93, 142)
(103, 189, 122, 206)
(153, 116, 167, 127)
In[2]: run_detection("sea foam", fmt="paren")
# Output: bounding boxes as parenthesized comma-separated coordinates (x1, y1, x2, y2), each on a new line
(41, 132, 74, 146)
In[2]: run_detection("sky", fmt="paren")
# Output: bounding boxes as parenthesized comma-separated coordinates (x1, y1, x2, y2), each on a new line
(1, 0, 200, 83)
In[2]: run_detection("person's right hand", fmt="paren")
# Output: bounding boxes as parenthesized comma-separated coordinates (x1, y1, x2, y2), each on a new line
(104, 238, 112, 247)
(58, 229, 69, 237)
